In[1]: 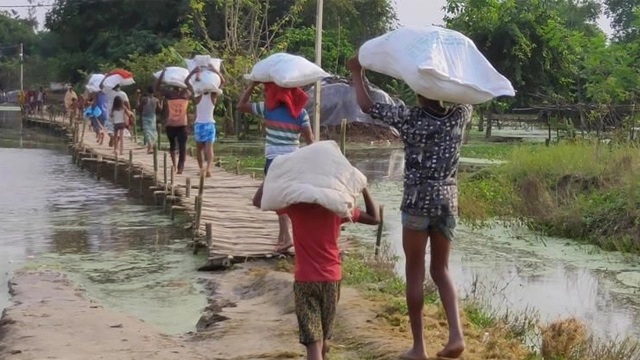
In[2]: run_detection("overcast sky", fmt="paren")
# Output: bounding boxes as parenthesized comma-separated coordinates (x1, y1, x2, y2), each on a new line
(7, 0, 614, 35)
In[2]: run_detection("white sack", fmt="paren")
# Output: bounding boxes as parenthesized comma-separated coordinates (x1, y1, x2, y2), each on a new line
(102, 74, 135, 89)
(261, 140, 367, 218)
(359, 26, 515, 105)
(245, 52, 330, 88)
(153, 66, 190, 88)
(185, 55, 222, 72)
(86, 74, 105, 93)
(188, 70, 223, 96)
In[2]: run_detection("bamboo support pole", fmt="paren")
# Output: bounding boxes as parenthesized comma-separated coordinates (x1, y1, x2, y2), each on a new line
(80, 119, 86, 146)
(340, 118, 347, 154)
(153, 146, 158, 185)
(375, 205, 385, 258)
(128, 150, 133, 190)
(114, 153, 119, 182)
(205, 222, 213, 248)
(96, 156, 102, 180)
(185, 177, 191, 198)
(163, 151, 168, 189)
(235, 159, 240, 175)
(156, 123, 162, 149)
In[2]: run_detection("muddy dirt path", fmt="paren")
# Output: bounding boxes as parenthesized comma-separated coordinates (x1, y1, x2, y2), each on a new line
(0, 262, 529, 360)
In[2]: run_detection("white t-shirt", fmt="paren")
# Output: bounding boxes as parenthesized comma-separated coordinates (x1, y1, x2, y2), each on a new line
(106, 89, 129, 117)
(112, 109, 126, 124)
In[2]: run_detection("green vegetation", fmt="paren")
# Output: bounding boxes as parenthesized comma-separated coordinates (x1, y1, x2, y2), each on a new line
(459, 141, 640, 253)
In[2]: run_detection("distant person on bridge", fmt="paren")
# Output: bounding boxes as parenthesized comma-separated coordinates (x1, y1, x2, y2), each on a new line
(110, 95, 133, 156)
(64, 86, 78, 125)
(138, 86, 161, 154)
(36, 87, 46, 115)
(237, 81, 315, 254)
(155, 69, 191, 174)
(18, 90, 25, 114)
(99, 76, 131, 148)
(348, 54, 471, 360)
(185, 66, 225, 178)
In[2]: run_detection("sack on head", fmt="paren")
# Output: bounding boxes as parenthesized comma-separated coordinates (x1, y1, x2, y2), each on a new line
(359, 26, 515, 105)
(103, 68, 135, 89)
(260, 140, 367, 219)
(189, 69, 223, 96)
(245, 52, 330, 88)
(85, 74, 105, 93)
(153, 67, 190, 89)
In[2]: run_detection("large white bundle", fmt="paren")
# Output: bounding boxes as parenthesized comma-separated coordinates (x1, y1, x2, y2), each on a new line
(245, 52, 330, 88)
(153, 66, 190, 88)
(359, 26, 515, 105)
(185, 55, 222, 72)
(261, 141, 367, 218)
(102, 74, 135, 89)
(85, 74, 105, 93)
(188, 70, 223, 96)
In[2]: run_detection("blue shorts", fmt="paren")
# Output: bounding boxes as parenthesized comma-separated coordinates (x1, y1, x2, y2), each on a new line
(400, 213, 457, 241)
(194, 122, 216, 143)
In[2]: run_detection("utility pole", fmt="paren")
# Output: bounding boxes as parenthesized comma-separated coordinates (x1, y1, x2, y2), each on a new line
(19, 43, 24, 92)
(313, 0, 323, 140)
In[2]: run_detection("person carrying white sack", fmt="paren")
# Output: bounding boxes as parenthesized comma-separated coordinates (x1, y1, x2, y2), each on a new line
(348, 53, 470, 360)
(237, 81, 315, 254)
(185, 65, 225, 178)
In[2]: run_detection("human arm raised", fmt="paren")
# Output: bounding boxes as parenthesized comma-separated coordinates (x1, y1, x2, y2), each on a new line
(236, 81, 258, 114)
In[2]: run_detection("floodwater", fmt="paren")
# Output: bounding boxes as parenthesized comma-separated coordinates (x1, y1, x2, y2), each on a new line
(0, 111, 207, 334)
(347, 150, 640, 341)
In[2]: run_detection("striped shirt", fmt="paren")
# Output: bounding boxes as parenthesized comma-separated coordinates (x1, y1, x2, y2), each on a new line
(251, 102, 311, 159)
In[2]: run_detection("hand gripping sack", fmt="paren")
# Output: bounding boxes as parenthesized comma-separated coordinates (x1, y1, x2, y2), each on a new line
(260, 141, 368, 219)
(86, 74, 105, 93)
(103, 68, 135, 89)
(153, 67, 190, 88)
(245, 52, 330, 88)
(185, 55, 222, 72)
(359, 26, 515, 105)
(188, 69, 223, 96)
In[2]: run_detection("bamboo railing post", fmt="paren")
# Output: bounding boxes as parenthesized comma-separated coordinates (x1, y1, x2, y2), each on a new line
(132, 115, 137, 144)
(340, 118, 347, 155)
(375, 205, 385, 258)
(185, 177, 191, 198)
(193, 195, 200, 239)
(80, 119, 87, 146)
(153, 145, 158, 185)
(205, 222, 212, 248)
(139, 168, 144, 196)
(128, 150, 133, 190)
(235, 159, 240, 175)
(96, 156, 102, 181)
(163, 151, 168, 188)
(193, 171, 205, 237)
(156, 123, 162, 149)
(114, 153, 119, 182)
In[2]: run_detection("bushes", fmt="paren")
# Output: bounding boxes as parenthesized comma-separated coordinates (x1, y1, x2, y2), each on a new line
(459, 141, 640, 253)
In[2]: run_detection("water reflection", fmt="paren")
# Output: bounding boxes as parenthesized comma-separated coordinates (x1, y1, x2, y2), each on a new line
(345, 151, 640, 340)
(0, 111, 207, 334)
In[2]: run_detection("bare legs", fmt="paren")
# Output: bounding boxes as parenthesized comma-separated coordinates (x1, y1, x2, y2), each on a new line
(276, 214, 293, 253)
(401, 228, 464, 359)
(305, 341, 323, 360)
(195, 142, 213, 177)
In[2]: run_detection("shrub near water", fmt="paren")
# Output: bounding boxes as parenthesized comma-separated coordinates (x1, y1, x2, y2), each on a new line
(459, 141, 640, 253)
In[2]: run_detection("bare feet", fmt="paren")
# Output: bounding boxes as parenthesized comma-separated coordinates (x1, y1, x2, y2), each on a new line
(274, 243, 293, 254)
(176, 169, 183, 175)
(205, 171, 212, 178)
(436, 342, 465, 359)
(400, 348, 428, 360)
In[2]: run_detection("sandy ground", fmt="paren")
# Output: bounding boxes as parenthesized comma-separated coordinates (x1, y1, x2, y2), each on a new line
(0, 262, 530, 360)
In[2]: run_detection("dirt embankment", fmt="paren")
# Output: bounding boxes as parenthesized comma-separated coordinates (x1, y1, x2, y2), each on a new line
(0, 262, 530, 360)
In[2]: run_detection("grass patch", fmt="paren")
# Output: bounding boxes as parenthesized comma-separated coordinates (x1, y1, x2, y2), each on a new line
(459, 141, 640, 253)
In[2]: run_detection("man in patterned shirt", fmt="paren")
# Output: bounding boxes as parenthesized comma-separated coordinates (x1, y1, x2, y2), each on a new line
(348, 55, 471, 360)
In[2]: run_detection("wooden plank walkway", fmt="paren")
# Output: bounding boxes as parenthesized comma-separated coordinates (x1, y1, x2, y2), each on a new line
(24, 114, 345, 260)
